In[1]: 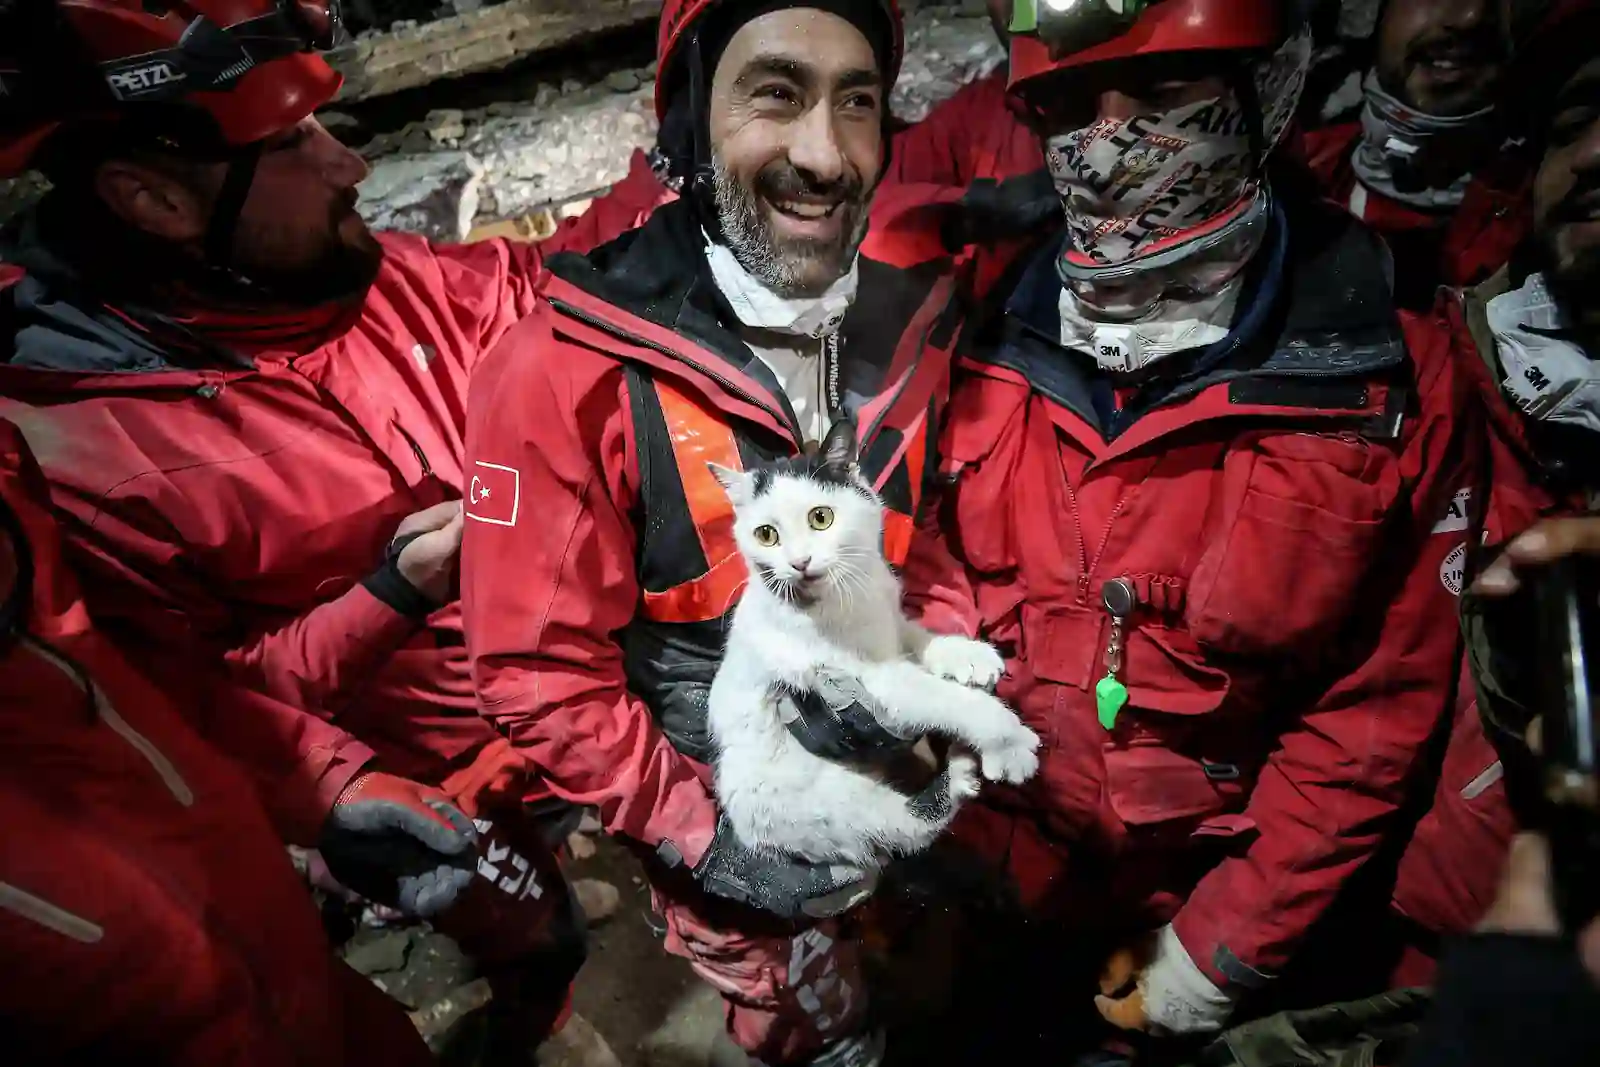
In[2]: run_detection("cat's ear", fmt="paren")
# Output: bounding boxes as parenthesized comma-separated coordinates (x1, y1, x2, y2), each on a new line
(707, 462, 750, 504)
(820, 417, 859, 476)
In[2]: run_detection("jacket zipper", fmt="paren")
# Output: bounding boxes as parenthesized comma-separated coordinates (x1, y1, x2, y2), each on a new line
(22, 638, 195, 807)
(549, 297, 804, 450)
(1062, 479, 1135, 606)
(394, 421, 433, 477)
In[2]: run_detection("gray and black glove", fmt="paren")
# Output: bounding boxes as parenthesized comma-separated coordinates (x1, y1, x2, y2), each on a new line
(687, 813, 874, 922)
(317, 771, 478, 918)
(777, 670, 919, 762)
(941, 168, 1060, 252)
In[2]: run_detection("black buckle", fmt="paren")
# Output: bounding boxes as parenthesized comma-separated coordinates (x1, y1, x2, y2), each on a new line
(1203, 761, 1241, 781)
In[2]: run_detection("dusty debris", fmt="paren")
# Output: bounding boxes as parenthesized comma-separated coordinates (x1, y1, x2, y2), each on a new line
(329, 0, 659, 103)
(360, 150, 486, 241)
(343, 926, 414, 977)
(408, 977, 494, 1046)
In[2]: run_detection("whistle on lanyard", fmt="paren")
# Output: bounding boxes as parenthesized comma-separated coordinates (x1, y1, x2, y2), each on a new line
(1530, 554, 1600, 932)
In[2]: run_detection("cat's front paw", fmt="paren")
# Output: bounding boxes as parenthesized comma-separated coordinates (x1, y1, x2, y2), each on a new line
(979, 721, 1041, 786)
(921, 633, 1006, 689)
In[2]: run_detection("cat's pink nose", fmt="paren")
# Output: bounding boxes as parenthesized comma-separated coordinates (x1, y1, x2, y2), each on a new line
(791, 557, 812, 576)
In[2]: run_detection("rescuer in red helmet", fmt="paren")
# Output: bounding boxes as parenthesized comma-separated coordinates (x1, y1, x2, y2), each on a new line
(901, 0, 1486, 1049)
(0, 2, 671, 1060)
(460, 0, 980, 1062)
(1301, 0, 1552, 310)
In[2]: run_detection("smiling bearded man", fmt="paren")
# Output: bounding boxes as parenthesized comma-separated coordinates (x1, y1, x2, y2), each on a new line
(459, 2, 979, 1065)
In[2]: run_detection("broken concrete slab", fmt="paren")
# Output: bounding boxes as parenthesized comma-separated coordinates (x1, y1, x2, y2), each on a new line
(359, 150, 485, 241)
(330, 0, 659, 103)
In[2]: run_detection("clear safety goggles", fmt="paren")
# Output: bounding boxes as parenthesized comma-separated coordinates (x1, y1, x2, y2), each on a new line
(1009, 0, 1162, 57)
(97, 0, 348, 104)
(1057, 186, 1272, 320)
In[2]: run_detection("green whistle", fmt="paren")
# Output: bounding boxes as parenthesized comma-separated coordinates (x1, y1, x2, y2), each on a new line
(1096, 674, 1128, 731)
(1009, 0, 1039, 34)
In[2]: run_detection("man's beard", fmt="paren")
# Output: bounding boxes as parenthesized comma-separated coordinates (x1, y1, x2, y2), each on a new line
(712, 155, 871, 299)
(232, 193, 385, 306)
(1538, 181, 1600, 339)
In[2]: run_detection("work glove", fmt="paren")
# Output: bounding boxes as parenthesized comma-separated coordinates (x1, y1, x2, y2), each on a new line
(317, 771, 478, 918)
(690, 812, 875, 922)
(940, 168, 1060, 253)
(778, 667, 920, 762)
(1095, 925, 1238, 1036)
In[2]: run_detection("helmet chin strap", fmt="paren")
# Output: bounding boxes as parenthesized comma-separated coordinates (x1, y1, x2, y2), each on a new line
(202, 142, 265, 269)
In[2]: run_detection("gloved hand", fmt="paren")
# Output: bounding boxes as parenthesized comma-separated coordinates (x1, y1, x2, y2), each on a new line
(1094, 925, 1237, 1036)
(691, 813, 876, 922)
(777, 668, 920, 762)
(317, 771, 478, 918)
(940, 168, 1060, 252)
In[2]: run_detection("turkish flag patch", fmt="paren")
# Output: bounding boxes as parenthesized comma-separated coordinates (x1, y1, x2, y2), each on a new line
(466, 461, 521, 527)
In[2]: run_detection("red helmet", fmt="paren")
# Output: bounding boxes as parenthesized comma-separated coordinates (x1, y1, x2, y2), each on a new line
(654, 0, 906, 120)
(1007, 0, 1286, 97)
(0, 0, 345, 178)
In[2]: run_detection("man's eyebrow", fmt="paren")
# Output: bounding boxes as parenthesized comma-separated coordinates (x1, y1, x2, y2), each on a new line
(734, 55, 812, 89)
(835, 67, 882, 92)
(732, 56, 882, 93)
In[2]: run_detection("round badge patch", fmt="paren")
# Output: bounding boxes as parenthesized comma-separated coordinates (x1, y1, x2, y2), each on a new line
(1440, 543, 1467, 597)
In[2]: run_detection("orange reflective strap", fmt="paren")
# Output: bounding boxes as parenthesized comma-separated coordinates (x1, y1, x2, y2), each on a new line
(881, 415, 928, 567)
(640, 380, 751, 623)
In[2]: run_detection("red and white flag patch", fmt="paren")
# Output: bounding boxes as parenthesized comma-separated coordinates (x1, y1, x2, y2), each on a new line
(466, 461, 521, 527)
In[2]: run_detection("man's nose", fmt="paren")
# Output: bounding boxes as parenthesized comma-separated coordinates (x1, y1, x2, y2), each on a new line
(1097, 90, 1142, 122)
(308, 120, 371, 186)
(1437, 0, 1492, 33)
(786, 103, 846, 186)
(1573, 120, 1600, 182)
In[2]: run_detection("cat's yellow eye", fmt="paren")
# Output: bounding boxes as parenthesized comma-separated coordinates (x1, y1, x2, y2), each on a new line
(807, 506, 834, 531)
(753, 524, 780, 547)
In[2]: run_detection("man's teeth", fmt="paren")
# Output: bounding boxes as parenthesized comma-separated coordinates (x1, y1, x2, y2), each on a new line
(774, 199, 838, 219)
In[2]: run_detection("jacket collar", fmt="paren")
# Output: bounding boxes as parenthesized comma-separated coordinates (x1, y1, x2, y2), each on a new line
(972, 197, 1406, 450)
(545, 197, 955, 451)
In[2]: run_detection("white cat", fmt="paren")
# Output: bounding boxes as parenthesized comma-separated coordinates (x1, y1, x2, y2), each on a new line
(705, 419, 1041, 872)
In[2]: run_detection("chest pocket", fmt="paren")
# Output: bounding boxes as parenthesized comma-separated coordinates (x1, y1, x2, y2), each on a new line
(1186, 429, 1394, 659)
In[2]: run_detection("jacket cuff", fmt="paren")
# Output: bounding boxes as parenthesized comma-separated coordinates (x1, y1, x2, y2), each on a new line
(1171, 907, 1279, 993)
(274, 748, 375, 846)
(361, 542, 436, 620)
(645, 780, 721, 872)
(1141, 924, 1237, 1036)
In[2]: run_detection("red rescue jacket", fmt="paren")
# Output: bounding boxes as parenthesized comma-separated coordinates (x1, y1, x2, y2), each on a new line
(1385, 271, 1600, 958)
(886, 69, 1042, 189)
(1302, 123, 1531, 311)
(0, 206, 631, 816)
(0, 418, 429, 1066)
(912, 199, 1485, 992)
(461, 194, 969, 867)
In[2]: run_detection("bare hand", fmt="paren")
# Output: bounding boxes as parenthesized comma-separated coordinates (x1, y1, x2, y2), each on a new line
(392, 501, 465, 605)
(1473, 517, 1600, 596)
(1480, 832, 1600, 980)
